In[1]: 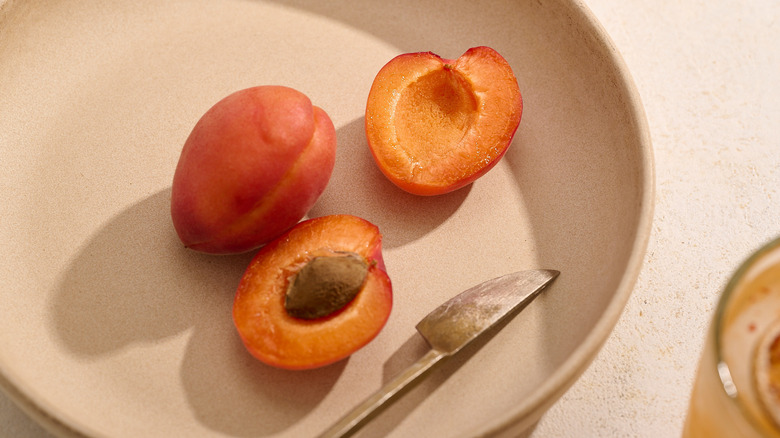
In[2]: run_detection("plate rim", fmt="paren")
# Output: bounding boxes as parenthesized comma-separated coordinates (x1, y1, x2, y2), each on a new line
(0, 0, 656, 436)
(481, 0, 655, 435)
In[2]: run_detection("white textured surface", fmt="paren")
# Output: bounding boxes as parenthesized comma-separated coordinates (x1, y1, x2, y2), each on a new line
(0, 1, 777, 437)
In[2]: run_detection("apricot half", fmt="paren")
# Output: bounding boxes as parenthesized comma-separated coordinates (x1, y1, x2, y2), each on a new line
(171, 86, 336, 254)
(233, 215, 392, 370)
(365, 46, 522, 195)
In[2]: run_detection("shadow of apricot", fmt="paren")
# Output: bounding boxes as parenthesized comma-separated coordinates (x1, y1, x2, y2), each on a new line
(49, 188, 345, 436)
(49, 189, 252, 356)
(180, 321, 348, 437)
(308, 117, 471, 249)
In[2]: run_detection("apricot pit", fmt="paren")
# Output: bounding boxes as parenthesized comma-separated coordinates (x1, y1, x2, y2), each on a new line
(284, 253, 369, 320)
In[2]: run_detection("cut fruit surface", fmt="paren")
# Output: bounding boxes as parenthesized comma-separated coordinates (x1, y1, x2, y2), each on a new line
(232, 215, 392, 370)
(365, 46, 522, 196)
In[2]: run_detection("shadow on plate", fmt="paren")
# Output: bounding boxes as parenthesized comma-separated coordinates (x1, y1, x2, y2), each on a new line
(308, 117, 470, 248)
(337, 297, 544, 438)
(47, 116, 469, 436)
(48, 188, 348, 436)
(260, 0, 524, 58)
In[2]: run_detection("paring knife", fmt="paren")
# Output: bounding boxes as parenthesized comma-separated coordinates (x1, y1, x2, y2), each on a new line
(319, 269, 560, 438)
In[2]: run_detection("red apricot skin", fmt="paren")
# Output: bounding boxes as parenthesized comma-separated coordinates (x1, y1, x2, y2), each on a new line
(233, 215, 392, 370)
(171, 86, 336, 254)
(365, 46, 522, 196)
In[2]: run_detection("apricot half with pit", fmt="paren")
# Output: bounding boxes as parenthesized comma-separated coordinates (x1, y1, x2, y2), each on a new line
(171, 85, 336, 254)
(233, 214, 392, 370)
(365, 46, 522, 196)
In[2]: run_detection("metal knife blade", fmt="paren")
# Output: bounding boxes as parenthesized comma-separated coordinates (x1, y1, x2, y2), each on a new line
(417, 269, 559, 354)
(319, 269, 559, 438)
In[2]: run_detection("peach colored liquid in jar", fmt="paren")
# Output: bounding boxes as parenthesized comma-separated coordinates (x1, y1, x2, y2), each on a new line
(684, 240, 780, 438)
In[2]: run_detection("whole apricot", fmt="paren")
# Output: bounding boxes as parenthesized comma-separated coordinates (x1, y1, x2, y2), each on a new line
(365, 46, 522, 196)
(171, 86, 336, 254)
(233, 215, 392, 370)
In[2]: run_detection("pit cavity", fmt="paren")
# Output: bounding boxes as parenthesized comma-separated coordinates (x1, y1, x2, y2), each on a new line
(394, 67, 478, 164)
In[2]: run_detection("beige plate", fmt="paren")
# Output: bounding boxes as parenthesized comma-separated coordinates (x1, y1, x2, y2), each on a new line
(0, 0, 654, 436)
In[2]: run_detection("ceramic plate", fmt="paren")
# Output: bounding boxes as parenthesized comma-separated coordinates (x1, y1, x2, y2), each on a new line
(0, 0, 653, 436)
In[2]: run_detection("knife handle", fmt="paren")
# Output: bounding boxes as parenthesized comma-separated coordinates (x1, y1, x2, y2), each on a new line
(318, 348, 446, 438)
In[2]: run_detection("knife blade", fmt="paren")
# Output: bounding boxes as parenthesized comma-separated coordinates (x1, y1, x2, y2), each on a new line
(318, 269, 559, 438)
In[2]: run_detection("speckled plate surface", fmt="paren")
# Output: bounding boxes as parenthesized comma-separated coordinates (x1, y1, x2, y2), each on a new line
(0, 0, 653, 436)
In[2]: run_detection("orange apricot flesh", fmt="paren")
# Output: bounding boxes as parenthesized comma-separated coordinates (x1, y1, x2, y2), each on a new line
(233, 215, 392, 370)
(365, 46, 522, 196)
